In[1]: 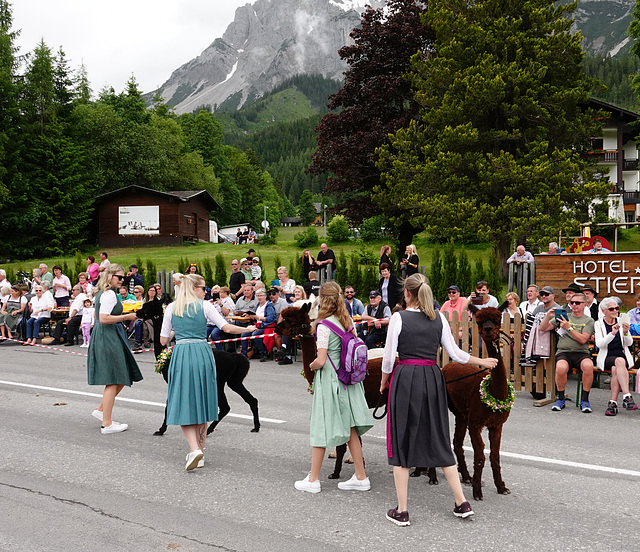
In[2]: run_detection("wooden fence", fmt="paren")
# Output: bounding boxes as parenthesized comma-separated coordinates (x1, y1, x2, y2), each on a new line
(442, 311, 556, 406)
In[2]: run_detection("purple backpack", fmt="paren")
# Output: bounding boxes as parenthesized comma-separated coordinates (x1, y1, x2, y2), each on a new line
(316, 319, 368, 386)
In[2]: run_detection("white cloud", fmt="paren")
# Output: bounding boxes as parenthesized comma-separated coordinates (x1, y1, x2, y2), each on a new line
(11, 0, 250, 94)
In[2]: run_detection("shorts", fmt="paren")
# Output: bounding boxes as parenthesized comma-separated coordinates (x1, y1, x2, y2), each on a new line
(556, 351, 593, 370)
(604, 355, 629, 371)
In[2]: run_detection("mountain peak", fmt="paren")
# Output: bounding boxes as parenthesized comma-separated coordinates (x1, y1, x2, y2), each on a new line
(157, 0, 385, 114)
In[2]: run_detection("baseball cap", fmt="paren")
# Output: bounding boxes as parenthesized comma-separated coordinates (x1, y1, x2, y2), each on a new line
(129, 264, 137, 269)
(369, 290, 381, 298)
(540, 285, 555, 294)
(447, 285, 460, 292)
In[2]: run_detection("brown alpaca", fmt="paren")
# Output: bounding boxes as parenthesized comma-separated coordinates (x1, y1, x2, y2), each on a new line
(427, 302, 513, 501)
(275, 304, 386, 478)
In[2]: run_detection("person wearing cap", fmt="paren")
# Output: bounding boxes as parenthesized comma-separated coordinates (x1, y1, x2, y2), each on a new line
(124, 264, 144, 294)
(540, 292, 595, 413)
(269, 288, 292, 364)
(519, 284, 541, 318)
(582, 284, 599, 319)
(250, 256, 262, 282)
(440, 285, 467, 323)
(239, 258, 252, 281)
(358, 290, 392, 349)
(379, 263, 403, 310)
(561, 282, 582, 310)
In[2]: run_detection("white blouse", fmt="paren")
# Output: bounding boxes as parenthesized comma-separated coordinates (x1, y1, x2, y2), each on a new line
(52, 275, 71, 298)
(160, 300, 228, 338)
(382, 309, 471, 374)
(99, 290, 118, 315)
(29, 293, 54, 319)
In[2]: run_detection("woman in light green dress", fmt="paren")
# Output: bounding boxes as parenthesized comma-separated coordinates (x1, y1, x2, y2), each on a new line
(294, 281, 373, 493)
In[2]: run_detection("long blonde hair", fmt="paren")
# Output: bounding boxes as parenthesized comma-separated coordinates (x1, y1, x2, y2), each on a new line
(315, 281, 355, 335)
(173, 274, 204, 317)
(96, 264, 125, 292)
(404, 273, 435, 320)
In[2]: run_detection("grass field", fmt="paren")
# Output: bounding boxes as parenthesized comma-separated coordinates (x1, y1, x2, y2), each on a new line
(0, 226, 494, 282)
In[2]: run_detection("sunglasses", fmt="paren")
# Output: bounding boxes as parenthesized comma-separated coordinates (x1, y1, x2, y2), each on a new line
(253, 260, 259, 264)
(345, 291, 355, 294)
(569, 300, 584, 305)
(195, 286, 206, 290)
(607, 306, 620, 311)
(447, 291, 458, 294)
(115, 275, 125, 281)
(539, 292, 550, 297)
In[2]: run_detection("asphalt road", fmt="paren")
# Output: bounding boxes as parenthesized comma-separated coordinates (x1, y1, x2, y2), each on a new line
(0, 341, 638, 552)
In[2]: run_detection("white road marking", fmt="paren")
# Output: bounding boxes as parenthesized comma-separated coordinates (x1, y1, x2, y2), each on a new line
(364, 433, 640, 477)
(0, 379, 286, 424)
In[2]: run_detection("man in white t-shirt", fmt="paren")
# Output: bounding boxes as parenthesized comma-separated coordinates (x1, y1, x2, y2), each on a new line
(98, 252, 111, 273)
(519, 284, 541, 318)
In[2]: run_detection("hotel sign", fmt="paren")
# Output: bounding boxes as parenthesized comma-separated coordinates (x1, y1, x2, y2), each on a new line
(534, 253, 640, 308)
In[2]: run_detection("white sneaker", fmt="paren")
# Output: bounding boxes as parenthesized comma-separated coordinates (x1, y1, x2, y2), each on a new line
(101, 421, 128, 434)
(196, 457, 204, 468)
(92, 409, 103, 421)
(294, 474, 321, 493)
(337, 474, 371, 491)
(185, 449, 204, 471)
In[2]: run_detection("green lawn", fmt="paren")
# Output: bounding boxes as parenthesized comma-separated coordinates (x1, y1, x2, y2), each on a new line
(0, 226, 494, 284)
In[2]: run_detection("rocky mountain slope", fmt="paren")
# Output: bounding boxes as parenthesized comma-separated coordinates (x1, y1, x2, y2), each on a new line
(158, 0, 384, 114)
(157, 0, 638, 114)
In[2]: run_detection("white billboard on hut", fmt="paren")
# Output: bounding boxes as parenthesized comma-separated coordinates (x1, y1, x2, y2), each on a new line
(118, 206, 160, 235)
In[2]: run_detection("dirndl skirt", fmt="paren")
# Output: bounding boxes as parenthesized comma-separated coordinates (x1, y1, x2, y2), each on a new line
(387, 361, 455, 468)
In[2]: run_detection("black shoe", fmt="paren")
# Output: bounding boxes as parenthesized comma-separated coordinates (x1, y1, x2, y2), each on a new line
(278, 357, 293, 365)
(65, 341, 74, 347)
(453, 501, 474, 518)
(259, 354, 269, 362)
(386, 508, 410, 526)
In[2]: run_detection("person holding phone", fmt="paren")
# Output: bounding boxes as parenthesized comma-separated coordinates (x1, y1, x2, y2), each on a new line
(595, 297, 638, 415)
(540, 292, 595, 413)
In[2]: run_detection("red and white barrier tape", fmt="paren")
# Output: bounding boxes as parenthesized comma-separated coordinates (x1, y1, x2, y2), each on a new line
(0, 336, 89, 356)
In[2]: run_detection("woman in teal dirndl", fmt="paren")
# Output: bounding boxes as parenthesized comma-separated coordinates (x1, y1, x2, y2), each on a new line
(87, 264, 143, 434)
(160, 273, 256, 470)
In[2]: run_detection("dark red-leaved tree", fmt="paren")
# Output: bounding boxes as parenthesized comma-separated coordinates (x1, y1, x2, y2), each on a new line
(308, 0, 434, 251)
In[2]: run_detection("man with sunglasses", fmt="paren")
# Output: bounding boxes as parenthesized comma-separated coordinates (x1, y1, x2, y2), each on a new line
(521, 286, 559, 366)
(540, 292, 595, 413)
(441, 285, 467, 322)
(343, 285, 364, 317)
(51, 285, 87, 345)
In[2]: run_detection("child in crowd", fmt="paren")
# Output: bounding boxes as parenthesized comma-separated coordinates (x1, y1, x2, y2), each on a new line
(80, 298, 95, 348)
(251, 256, 262, 282)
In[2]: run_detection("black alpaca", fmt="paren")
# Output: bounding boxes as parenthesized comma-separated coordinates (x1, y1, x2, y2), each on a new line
(154, 349, 260, 436)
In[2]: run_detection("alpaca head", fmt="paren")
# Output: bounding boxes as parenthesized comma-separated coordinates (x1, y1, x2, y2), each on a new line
(274, 303, 312, 337)
(468, 301, 508, 345)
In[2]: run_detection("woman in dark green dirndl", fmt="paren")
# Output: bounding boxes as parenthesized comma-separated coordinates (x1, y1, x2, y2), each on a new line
(87, 264, 143, 434)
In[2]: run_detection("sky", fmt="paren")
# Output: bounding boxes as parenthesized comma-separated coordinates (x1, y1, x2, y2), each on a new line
(12, 0, 251, 95)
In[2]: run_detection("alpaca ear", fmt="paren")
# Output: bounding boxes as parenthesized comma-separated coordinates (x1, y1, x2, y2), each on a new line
(468, 303, 479, 316)
(498, 300, 509, 313)
(301, 302, 311, 316)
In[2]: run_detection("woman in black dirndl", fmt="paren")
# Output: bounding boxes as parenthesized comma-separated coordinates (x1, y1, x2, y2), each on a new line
(380, 274, 497, 525)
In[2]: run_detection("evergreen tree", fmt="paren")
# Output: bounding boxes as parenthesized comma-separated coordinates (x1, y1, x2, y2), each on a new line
(442, 241, 458, 291)
(487, 251, 502, 299)
(298, 189, 317, 225)
(202, 257, 213, 288)
(335, 250, 348, 288)
(377, 0, 610, 272)
(473, 259, 486, 288)
(430, 247, 445, 304)
(348, 254, 363, 297)
(214, 253, 227, 287)
(457, 250, 473, 297)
